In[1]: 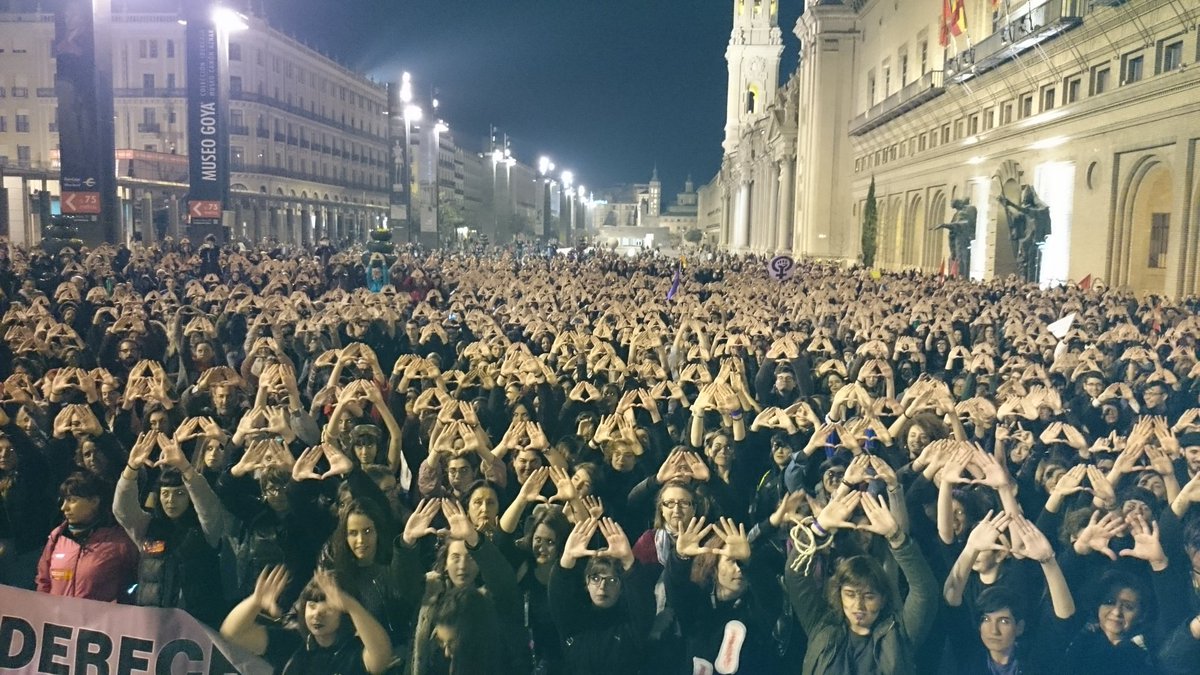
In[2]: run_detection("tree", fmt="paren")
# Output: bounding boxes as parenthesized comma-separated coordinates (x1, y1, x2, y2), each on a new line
(497, 212, 533, 243)
(684, 228, 704, 244)
(861, 176, 878, 267)
(438, 199, 466, 247)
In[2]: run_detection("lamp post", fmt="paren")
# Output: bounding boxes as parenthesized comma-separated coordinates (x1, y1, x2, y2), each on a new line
(399, 72, 422, 245)
(433, 119, 448, 247)
(538, 156, 554, 242)
(560, 170, 574, 243)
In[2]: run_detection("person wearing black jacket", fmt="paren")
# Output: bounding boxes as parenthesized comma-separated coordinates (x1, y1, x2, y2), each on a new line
(665, 516, 782, 674)
(549, 518, 656, 675)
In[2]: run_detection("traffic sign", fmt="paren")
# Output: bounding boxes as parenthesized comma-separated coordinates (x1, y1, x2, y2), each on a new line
(61, 191, 101, 215)
(188, 200, 222, 221)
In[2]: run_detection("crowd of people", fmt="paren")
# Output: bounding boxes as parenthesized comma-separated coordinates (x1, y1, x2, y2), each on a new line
(2, 234, 1200, 675)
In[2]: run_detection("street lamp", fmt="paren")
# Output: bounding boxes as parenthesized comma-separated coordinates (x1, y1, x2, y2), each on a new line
(433, 119, 448, 247)
(399, 72, 421, 245)
(560, 171, 574, 242)
(538, 156, 555, 240)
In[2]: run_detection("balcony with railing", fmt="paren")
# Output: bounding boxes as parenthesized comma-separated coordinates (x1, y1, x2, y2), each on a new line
(849, 70, 946, 136)
(946, 0, 1084, 83)
(229, 125, 250, 136)
(229, 90, 386, 142)
(233, 162, 386, 194)
(137, 122, 161, 133)
(256, 127, 270, 138)
(115, 87, 187, 98)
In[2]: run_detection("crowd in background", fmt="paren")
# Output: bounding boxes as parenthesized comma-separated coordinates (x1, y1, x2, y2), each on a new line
(2, 235, 1200, 675)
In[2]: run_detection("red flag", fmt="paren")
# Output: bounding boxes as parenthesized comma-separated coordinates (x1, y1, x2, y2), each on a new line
(938, 259, 946, 277)
(950, 0, 968, 36)
(1079, 274, 1092, 290)
(939, 0, 952, 46)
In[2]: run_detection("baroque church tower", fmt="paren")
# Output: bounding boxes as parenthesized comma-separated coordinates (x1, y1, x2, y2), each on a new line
(723, 0, 784, 154)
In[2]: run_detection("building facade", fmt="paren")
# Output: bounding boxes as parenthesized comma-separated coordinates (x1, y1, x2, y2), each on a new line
(0, 6, 391, 247)
(704, 0, 1200, 297)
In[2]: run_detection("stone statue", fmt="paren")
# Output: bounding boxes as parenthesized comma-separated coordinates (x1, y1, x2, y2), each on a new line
(998, 185, 1051, 283)
(932, 198, 976, 276)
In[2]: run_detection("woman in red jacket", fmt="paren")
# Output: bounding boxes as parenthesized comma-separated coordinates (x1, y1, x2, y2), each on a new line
(36, 472, 137, 602)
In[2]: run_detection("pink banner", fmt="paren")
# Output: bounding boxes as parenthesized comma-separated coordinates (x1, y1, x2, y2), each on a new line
(0, 585, 272, 674)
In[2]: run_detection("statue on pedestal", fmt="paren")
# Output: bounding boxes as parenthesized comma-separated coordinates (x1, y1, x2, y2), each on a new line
(998, 185, 1051, 283)
(932, 198, 976, 276)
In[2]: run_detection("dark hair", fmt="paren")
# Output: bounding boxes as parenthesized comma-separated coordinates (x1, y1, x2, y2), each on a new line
(976, 586, 1027, 625)
(824, 555, 895, 622)
(59, 471, 111, 502)
(329, 499, 394, 574)
(1092, 569, 1153, 634)
(461, 480, 498, 509)
(290, 578, 351, 642)
(519, 507, 571, 558)
(430, 587, 503, 675)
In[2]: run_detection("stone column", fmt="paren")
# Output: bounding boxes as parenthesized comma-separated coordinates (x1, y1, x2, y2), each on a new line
(778, 157, 794, 253)
(767, 162, 782, 252)
(733, 182, 750, 250)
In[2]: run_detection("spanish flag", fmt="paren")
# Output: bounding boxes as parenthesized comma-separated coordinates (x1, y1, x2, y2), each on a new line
(940, 0, 968, 46)
(951, 0, 968, 37)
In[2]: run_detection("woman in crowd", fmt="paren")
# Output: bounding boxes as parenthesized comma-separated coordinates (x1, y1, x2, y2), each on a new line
(1, 239, 1200, 675)
(36, 471, 138, 601)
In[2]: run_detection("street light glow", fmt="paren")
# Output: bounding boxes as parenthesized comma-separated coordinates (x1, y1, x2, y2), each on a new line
(400, 72, 413, 104)
(435, 120, 449, 134)
(561, 171, 574, 189)
(404, 104, 423, 122)
(577, 186, 586, 198)
(212, 6, 248, 32)
(538, 156, 554, 175)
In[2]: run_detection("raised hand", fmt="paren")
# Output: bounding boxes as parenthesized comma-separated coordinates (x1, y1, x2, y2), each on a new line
(712, 517, 751, 561)
(155, 434, 190, 471)
(843, 454, 872, 486)
(1073, 510, 1126, 561)
(312, 570, 349, 613)
(127, 432, 158, 469)
(859, 493, 901, 541)
(1119, 513, 1167, 570)
(965, 510, 1011, 554)
(1008, 514, 1055, 563)
(291, 446, 324, 482)
(769, 490, 809, 528)
(322, 443, 354, 479)
(597, 517, 634, 569)
(517, 467, 551, 503)
(441, 498, 479, 547)
(547, 466, 578, 503)
(252, 565, 291, 618)
(561, 518, 600, 568)
(402, 499, 443, 545)
(815, 489, 861, 533)
(676, 516, 716, 558)
(581, 495, 605, 519)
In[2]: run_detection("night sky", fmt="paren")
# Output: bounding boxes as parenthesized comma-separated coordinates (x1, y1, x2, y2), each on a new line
(264, 0, 802, 196)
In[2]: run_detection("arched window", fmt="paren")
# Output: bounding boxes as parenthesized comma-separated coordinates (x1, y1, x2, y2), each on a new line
(745, 85, 759, 114)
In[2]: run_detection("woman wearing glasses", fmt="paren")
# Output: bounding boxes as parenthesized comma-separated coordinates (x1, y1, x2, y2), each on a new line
(549, 518, 656, 675)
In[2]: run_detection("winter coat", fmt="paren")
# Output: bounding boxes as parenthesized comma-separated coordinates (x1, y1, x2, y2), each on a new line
(36, 520, 138, 601)
(784, 534, 938, 675)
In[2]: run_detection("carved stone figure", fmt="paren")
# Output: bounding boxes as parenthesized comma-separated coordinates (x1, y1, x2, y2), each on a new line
(933, 198, 976, 276)
(998, 185, 1051, 282)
